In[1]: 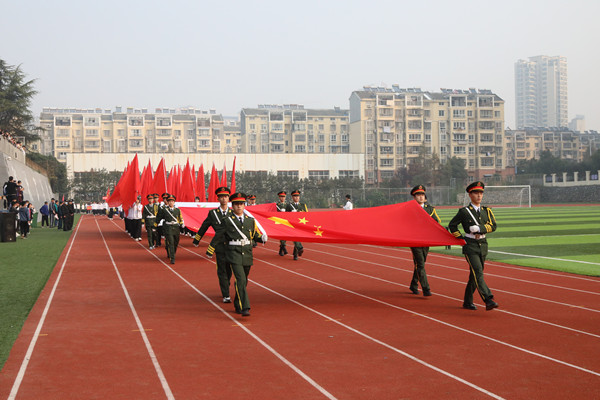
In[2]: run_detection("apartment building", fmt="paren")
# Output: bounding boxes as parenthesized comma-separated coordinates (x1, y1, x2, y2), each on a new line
(505, 128, 600, 167)
(515, 55, 568, 128)
(349, 87, 506, 184)
(240, 105, 350, 156)
(39, 107, 228, 162)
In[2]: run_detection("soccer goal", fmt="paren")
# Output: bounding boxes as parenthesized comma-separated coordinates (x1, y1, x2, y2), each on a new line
(462, 185, 532, 208)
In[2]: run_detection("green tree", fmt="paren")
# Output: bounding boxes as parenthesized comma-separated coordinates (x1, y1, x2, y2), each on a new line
(438, 156, 468, 188)
(0, 59, 39, 141)
(27, 152, 69, 194)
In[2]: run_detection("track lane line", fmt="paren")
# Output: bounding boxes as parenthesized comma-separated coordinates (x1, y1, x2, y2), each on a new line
(93, 218, 175, 400)
(8, 216, 83, 399)
(105, 219, 338, 400)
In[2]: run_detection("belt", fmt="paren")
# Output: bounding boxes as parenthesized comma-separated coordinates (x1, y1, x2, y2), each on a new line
(229, 239, 251, 246)
(146, 216, 156, 218)
(465, 233, 486, 240)
(165, 221, 179, 225)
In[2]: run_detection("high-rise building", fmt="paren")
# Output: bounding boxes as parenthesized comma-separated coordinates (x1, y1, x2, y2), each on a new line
(349, 87, 506, 184)
(515, 55, 568, 128)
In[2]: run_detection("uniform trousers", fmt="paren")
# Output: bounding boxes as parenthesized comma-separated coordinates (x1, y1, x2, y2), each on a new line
(410, 247, 430, 291)
(163, 225, 180, 262)
(462, 238, 493, 304)
(145, 222, 157, 247)
(215, 248, 233, 298)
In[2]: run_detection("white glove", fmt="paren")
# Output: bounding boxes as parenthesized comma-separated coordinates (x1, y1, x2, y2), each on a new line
(158, 220, 164, 227)
(469, 225, 480, 233)
(181, 224, 185, 229)
(262, 234, 268, 243)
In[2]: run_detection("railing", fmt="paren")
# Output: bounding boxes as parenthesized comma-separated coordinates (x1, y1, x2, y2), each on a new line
(543, 170, 600, 186)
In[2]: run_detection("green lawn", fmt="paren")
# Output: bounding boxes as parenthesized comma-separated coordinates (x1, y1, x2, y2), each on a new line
(0, 217, 79, 370)
(433, 206, 600, 276)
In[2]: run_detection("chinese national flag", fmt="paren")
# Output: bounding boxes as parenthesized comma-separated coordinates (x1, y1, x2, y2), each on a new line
(178, 201, 464, 247)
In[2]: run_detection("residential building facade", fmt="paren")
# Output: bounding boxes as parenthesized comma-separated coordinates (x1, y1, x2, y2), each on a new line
(39, 107, 228, 162)
(349, 87, 506, 184)
(515, 55, 568, 128)
(504, 128, 600, 167)
(240, 105, 350, 156)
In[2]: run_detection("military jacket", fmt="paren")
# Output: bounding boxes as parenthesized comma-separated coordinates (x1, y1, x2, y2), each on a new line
(423, 203, 441, 224)
(195, 207, 232, 251)
(142, 203, 159, 226)
(285, 202, 308, 212)
(448, 204, 497, 240)
(157, 206, 183, 232)
(211, 214, 264, 266)
(276, 200, 288, 212)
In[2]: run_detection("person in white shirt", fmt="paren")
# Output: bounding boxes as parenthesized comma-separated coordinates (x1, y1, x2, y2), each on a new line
(129, 196, 144, 241)
(342, 194, 353, 210)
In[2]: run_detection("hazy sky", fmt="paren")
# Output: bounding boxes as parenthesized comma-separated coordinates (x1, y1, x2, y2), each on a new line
(3, 0, 599, 130)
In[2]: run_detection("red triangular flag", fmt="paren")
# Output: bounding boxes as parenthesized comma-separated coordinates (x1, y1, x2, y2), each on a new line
(196, 164, 206, 202)
(230, 157, 236, 194)
(220, 163, 227, 187)
(153, 158, 167, 196)
(208, 163, 218, 202)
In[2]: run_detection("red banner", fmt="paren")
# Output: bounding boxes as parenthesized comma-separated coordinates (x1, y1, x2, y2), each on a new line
(179, 201, 463, 247)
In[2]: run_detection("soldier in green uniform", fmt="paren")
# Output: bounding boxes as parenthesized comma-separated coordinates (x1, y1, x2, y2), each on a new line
(194, 186, 234, 303)
(142, 194, 159, 249)
(285, 189, 308, 260)
(276, 191, 289, 256)
(448, 181, 499, 311)
(408, 185, 441, 297)
(208, 192, 265, 316)
(157, 194, 184, 264)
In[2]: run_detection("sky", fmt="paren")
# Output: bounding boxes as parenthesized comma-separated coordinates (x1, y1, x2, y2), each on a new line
(2, 0, 599, 130)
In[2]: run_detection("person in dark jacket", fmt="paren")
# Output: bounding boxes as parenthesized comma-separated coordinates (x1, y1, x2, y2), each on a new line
(40, 201, 50, 227)
(18, 201, 31, 238)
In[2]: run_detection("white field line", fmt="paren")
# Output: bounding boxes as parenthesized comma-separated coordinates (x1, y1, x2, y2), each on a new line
(178, 248, 505, 399)
(107, 219, 337, 400)
(262, 245, 600, 337)
(317, 244, 600, 295)
(488, 250, 600, 266)
(94, 218, 175, 400)
(8, 214, 84, 400)
(355, 243, 600, 282)
(250, 254, 600, 378)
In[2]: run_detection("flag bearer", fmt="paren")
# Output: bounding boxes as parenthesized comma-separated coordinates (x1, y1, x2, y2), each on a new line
(158, 194, 184, 264)
(448, 181, 499, 311)
(194, 186, 233, 303)
(408, 185, 441, 297)
(142, 194, 159, 249)
(276, 191, 288, 256)
(285, 189, 308, 260)
(208, 192, 266, 316)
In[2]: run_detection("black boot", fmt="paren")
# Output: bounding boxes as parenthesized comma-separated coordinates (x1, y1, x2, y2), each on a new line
(279, 245, 285, 256)
(293, 248, 298, 260)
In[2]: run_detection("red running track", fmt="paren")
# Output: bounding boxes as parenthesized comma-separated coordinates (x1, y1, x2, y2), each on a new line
(1, 214, 599, 399)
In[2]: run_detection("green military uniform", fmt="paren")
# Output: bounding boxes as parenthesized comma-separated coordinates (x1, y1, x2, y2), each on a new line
(276, 191, 289, 256)
(195, 206, 234, 299)
(157, 197, 184, 264)
(410, 202, 441, 295)
(285, 195, 308, 260)
(448, 181, 498, 310)
(210, 212, 264, 314)
(142, 199, 159, 249)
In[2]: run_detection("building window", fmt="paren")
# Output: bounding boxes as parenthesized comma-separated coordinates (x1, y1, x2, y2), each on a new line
(330, 134, 337, 142)
(55, 116, 71, 126)
(309, 170, 330, 180)
(57, 140, 70, 148)
(85, 140, 100, 147)
(380, 159, 394, 167)
(453, 146, 466, 154)
(453, 109, 465, 118)
(339, 170, 359, 178)
(128, 116, 144, 127)
(278, 171, 299, 178)
(129, 139, 143, 147)
(453, 122, 466, 131)
(156, 117, 171, 127)
(409, 134, 422, 142)
(295, 145, 306, 152)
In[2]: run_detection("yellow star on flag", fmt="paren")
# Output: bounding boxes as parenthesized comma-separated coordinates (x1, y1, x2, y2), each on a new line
(268, 216, 294, 228)
(298, 217, 308, 224)
(314, 226, 324, 236)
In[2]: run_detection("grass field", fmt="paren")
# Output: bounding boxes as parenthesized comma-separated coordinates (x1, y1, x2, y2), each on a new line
(0, 217, 79, 369)
(433, 205, 600, 276)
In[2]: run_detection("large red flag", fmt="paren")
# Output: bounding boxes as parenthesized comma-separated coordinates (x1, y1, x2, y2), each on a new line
(120, 154, 140, 210)
(179, 159, 196, 202)
(178, 201, 465, 247)
(196, 164, 206, 202)
(107, 164, 127, 207)
(167, 166, 175, 195)
(220, 163, 227, 187)
(230, 157, 236, 194)
(153, 158, 167, 196)
(207, 163, 219, 202)
(140, 160, 154, 200)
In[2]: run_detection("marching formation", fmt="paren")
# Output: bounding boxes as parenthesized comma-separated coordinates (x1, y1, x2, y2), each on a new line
(108, 180, 500, 318)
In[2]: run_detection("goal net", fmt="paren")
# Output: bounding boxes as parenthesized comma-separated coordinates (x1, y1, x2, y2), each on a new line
(462, 185, 531, 208)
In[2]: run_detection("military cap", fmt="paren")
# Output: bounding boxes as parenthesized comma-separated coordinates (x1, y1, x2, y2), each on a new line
(162, 192, 169, 198)
(277, 191, 286, 196)
(167, 194, 176, 201)
(466, 181, 485, 193)
(230, 192, 246, 203)
(411, 185, 426, 196)
(291, 190, 301, 196)
(147, 194, 154, 199)
(248, 194, 256, 200)
(153, 193, 159, 198)
(215, 186, 231, 196)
